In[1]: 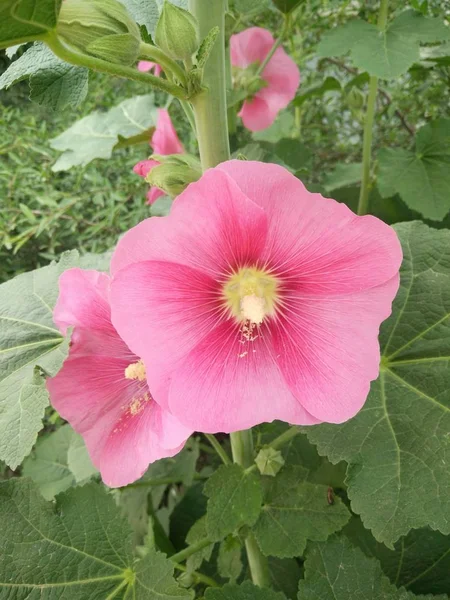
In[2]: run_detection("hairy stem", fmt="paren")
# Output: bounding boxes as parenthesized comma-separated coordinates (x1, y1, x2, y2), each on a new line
(45, 33, 187, 99)
(174, 563, 219, 587)
(139, 42, 188, 86)
(357, 0, 389, 215)
(230, 430, 272, 588)
(189, 0, 230, 169)
(170, 538, 213, 563)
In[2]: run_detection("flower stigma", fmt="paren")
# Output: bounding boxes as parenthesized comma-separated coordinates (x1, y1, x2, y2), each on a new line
(223, 267, 279, 325)
(124, 359, 146, 381)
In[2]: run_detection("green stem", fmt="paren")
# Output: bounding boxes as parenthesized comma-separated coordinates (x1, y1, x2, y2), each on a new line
(255, 14, 290, 76)
(45, 33, 187, 99)
(170, 538, 213, 563)
(189, 0, 231, 169)
(357, 0, 389, 216)
(230, 431, 271, 588)
(139, 42, 188, 86)
(174, 563, 219, 587)
(204, 434, 232, 465)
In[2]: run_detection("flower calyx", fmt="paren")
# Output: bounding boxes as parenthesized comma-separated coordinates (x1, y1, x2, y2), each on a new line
(146, 154, 202, 198)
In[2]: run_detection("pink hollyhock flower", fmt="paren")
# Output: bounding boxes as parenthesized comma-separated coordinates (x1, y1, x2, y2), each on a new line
(230, 27, 300, 132)
(110, 161, 402, 433)
(133, 108, 184, 204)
(138, 60, 162, 76)
(46, 268, 192, 487)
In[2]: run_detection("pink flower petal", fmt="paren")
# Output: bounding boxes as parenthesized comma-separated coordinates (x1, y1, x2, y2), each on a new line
(272, 276, 400, 422)
(230, 27, 275, 69)
(137, 61, 162, 76)
(47, 268, 191, 487)
(110, 169, 268, 277)
(239, 96, 278, 132)
(217, 161, 402, 293)
(147, 186, 165, 205)
(261, 46, 300, 106)
(133, 159, 160, 178)
(151, 109, 184, 155)
(168, 320, 320, 432)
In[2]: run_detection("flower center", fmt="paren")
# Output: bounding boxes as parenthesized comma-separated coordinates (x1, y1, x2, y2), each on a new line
(223, 267, 279, 325)
(124, 359, 146, 381)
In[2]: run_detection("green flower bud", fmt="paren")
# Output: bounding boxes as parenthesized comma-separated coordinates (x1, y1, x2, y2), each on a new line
(155, 1, 199, 62)
(146, 154, 202, 198)
(57, 0, 141, 65)
(346, 87, 365, 110)
(255, 447, 285, 477)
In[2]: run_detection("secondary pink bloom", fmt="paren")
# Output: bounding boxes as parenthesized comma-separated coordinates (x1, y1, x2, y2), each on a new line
(46, 268, 192, 487)
(230, 27, 300, 132)
(110, 161, 402, 433)
(138, 60, 162, 76)
(133, 109, 184, 205)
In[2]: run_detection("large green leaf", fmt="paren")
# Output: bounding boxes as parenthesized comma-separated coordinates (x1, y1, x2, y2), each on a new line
(0, 251, 78, 469)
(253, 466, 350, 558)
(118, 0, 160, 35)
(0, 479, 191, 598)
(344, 517, 450, 596)
(206, 581, 287, 600)
(305, 221, 450, 547)
(204, 464, 263, 542)
(50, 94, 158, 171)
(318, 10, 450, 79)
(22, 424, 97, 499)
(378, 119, 450, 221)
(0, 0, 61, 49)
(297, 535, 447, 600)
(0, 43, 88, 110)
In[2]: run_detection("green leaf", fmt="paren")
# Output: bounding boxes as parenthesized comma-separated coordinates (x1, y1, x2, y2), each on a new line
(253, 112, 295, 143)
(298, 535, 447, 600)
(235, 0, 269, 15)
(323, 162, 362, 192)
(269, 557, 302, 600)
(197, 26, 219, 68)
(293, 76, 341, 107)
(0, 0, 62, 49)
(420, 42, 450, 66)
(272, 0, 305, 14)
(253, 466, 350, 558)
(344, 517, 450, 596)
(218, 536, 243, 582)
(318, 11, 450, 79)
(0, 43, 88, 111)
(205, 581, 287, 600)
(22, 424, 76, 499)
(118, 0, 160, 35)
(50, 94, 158, 171)
(377, 118, 450, 221)
(0, 251, 78, 468)
(186, 516, 214, 572)
(67, 430, 98, 482)
(0, 478, 191, 598)
(305, 221, 450, 547)
(204, 463, 263, 541)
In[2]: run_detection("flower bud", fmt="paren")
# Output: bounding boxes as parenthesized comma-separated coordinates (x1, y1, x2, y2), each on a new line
(57, 0, 141, 66)
(155, 1, 199, 62)
(346, 87, 365, 110)
(146, 154, 202, 198)
(255, 447, 285, 477)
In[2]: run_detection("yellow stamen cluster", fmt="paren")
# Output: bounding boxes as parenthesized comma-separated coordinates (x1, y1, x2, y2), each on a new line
(222, 267, 279, 325)
(124, 359, 146, 382)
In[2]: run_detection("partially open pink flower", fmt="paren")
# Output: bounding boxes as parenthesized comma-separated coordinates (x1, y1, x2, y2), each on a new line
(46, 268, 192, 487)
(133, 109, 184, 205)
(110, 161, 402, 433)
(230, 27, 300, 132)
(138, 60, 162, 76)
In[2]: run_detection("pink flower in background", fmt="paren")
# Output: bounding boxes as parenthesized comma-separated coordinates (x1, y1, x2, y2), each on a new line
(110, 161, 402, 433)
(138, 60, 162, 76)
(46, 268, 191, 487)
(230, 27, 300, 132)
(133, 108, 184, 204)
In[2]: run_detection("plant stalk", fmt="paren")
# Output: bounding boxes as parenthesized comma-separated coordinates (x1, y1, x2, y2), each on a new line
(170, 538, 212, 563)
(45, 33, 187, 99)
(357, 0, 389, 215)
(189, 0, 231, 169)
(139, 42, 188, 86)
(230, 431, 271, 588)
(205, 434, 232, 465)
